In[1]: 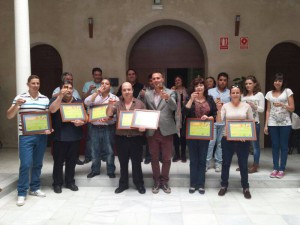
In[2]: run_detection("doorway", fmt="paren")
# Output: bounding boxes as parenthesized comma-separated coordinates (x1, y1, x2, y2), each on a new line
(31, 44, 62, 98)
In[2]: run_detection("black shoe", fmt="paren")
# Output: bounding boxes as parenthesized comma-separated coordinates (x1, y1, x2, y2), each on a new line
(66, 183, 78, 191)
(199, 188, 205, 195)
(243, 188, 251, 199)
(181, 156, 187, 163)
(108, 173, 116, 178)
(53, 185, 62, 194)
(144, 158, 151, 164)
(218, 187, 227, 196)
(137, 186, 146, 194)
(76, 159, 84, 165)
(172, 155, 180, 162)
(84, 158, 91, 164)
(189, 187, 196, 194)
(87, 171, 100, 178)
(115, 186, 128, 194)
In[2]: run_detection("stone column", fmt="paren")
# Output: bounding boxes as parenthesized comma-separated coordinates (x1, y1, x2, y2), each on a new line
(14, 0, 31, 94)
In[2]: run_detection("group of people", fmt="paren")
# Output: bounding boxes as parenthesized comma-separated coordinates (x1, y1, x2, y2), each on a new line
(6, 68, 295, 206)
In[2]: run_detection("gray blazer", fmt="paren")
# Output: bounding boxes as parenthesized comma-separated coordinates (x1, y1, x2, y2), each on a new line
(144, 88, 177, 137)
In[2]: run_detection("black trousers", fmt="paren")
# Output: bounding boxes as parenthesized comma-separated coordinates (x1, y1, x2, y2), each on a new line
(116, 135, 144, 188)
(52, 140, 79, 186)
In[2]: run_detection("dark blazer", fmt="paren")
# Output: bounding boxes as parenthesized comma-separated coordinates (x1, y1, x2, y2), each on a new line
(144, 88, 177, 136)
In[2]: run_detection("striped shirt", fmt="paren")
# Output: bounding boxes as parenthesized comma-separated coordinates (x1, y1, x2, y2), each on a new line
(13, 92, 49, 135)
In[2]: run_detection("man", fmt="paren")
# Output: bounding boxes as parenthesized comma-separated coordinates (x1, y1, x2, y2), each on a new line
(144, 72, 177, 194)
(116, 69, 144, 98)
(52, 72, 81, 99)
(7, 75, 51, 206)
(82, 67, 103, 164)
(49, 81, 85, 193)
(107, 82, 146, 194)
(206, 72, 230, 172)
(84, 79, 118, 178)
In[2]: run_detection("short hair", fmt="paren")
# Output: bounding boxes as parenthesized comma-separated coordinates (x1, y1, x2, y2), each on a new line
(27, 75, 40, 83)
(205, 76, 216, 88)
(60, 80, 73, 89)
(243, 75, 261, 96)
(151, 72, 164, 78)
(92, 67, 102, 74)
(61, 72, 73, 82)
(271, 72, 287, 92)
(217, 72, 229, 80)
(126, 68, 136, 75)
(188, 77, 208, 98)
(101, 78, 111, 85)
(147, 74, 152, 80)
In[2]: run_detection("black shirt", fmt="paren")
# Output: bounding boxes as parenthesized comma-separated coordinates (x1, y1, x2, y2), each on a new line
(50, 97, 83, 142)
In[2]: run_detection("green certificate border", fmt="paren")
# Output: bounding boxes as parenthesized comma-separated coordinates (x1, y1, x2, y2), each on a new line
(226, 120, 257, 141)
(186, 118, 214, 140)
(89, 104, 108, 122)
(117, 111, 134, 130)
(21, 111, 52, 135)
(60, 103, 86, 122)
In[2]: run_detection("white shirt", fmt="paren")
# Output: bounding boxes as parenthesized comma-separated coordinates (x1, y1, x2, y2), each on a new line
(241, 92, 265, 123)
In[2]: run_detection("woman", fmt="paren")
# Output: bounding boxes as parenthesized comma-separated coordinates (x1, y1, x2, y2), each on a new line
(171, 75, 188, 162)
(183, 78, 217, 194)
(264, 73, 294, 179)
(241, 76, 265, 173)
(6, 75, 51, 206)
(205, 76, 216, 90)
(218, 85, 253, 199)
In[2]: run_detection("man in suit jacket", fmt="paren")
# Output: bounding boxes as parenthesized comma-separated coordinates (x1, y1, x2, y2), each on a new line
(144, 72, 177, 194)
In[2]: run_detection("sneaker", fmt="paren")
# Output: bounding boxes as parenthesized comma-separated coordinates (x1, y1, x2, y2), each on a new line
(270, 170, 278, 178)
(161, 184, 171, 194)
(199, 188, 205, 195)
(276, 171, 285, 179)
(16, 196, 25, 206)
(215, 165, 222, 172)
(29, 189, 46, 197)
(218, 187, 227, 196)
(152, 184, 160, 194)
(189, 187, 196, 194)
(243, 188, 251, 199)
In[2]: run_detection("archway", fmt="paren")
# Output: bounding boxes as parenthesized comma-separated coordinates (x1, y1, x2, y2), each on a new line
(129, 25, 205, 88)
(31, 44, 62, 98)
(265, 42, 300, 147)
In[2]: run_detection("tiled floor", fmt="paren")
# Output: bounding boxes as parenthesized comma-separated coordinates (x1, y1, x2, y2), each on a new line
(0, 148, 300, 225)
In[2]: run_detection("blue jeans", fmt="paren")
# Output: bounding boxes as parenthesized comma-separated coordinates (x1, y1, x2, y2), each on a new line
(252, 123, 261, 165)
(268, 126, 291, 171)
(18, 135, 47, 196)
(221, 138, 250, 189)
(206, 124, 224, 166)
(90, 125, 115, 174)
(187, 140, 209, 188)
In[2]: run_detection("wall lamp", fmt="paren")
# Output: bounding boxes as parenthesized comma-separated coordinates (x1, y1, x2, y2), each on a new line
(88, 17, 93, 38)
(235, 15, 240, 36)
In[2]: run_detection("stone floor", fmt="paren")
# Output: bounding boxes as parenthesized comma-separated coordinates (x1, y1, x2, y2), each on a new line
(0, 147, 300, 225)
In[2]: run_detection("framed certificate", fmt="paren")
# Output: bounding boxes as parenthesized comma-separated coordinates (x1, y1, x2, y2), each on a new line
(131, 109, 160, 129)
(226, 120, 257, 141)
(20, 111, 52, 135)
(117, 111, 134, 130)
(89, 104, 108, 122)
(60, 103, 86, 122)
(186, 118, 214, 140)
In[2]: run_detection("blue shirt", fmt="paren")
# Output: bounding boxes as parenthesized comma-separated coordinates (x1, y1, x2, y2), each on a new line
(208, 87, 230, 125)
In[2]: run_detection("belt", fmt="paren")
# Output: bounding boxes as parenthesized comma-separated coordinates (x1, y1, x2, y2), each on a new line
(118, 134, 142, 138)
(92, 124, 114, 128)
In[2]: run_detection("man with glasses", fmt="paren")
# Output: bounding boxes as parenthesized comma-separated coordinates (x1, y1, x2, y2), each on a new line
(206, 72, 230, 172)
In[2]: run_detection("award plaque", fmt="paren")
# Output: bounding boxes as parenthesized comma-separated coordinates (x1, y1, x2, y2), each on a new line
(226, 120, 257, 141)
(89, 104, 109, 122)
(186, 118, 214, 140)
(60, 103, 86, 122)
(131, 109, 160, 129)
(21, 111, 52, 135)
(117, 111, 134, 130)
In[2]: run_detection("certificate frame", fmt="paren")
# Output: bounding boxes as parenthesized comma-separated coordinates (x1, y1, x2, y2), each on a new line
(89, 104, 109, 122)
(117, 111, 134, 130)
(131, 109, 160, 130)
(226, 120, 257, 141)
(20, 111, 52, 135)
(186, 118, 214, 140)
(60, 103, 86, 122)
